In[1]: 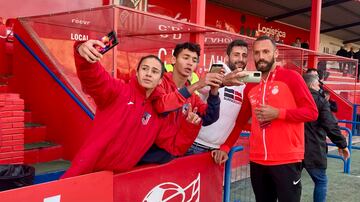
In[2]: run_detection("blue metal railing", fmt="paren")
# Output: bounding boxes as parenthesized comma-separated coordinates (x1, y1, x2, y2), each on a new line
(339, 103, 360, 150)
(223, 145, 244, 202)
(14, 33, 94, 119)
(326, 126, 352, 174)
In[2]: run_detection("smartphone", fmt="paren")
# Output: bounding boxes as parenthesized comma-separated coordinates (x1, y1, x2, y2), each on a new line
(210, 63, 223, 73)
(239, 71, 262, 83)
(97, 31, 119, 54)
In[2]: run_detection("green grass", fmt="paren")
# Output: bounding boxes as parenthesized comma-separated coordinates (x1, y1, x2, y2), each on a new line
(301, 147, 360, 202)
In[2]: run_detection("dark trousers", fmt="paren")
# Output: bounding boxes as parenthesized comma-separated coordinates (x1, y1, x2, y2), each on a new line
(137, 145, 174, 165)
(250, 162, 302, 202)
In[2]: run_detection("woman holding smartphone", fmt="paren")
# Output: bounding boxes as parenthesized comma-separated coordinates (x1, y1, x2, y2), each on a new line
(62, 39, 202, 178)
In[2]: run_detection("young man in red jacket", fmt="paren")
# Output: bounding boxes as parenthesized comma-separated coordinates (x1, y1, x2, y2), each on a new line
(62, 40, 202, 178)
(153, 42, 223, 123)
(213, 36, 318, 202)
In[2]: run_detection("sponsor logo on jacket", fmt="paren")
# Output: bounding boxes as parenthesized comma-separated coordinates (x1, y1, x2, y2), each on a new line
(182, 103, 190, 115)
(224, 88, 242, 104)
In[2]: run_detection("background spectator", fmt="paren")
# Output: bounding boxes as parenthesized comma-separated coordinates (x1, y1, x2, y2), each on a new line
(354, 48, 360, 81)
(301, 40, 309, 49)
(303, 74, 349, 202)
(291, 37, 302, 47)
(336, 46, 347, 72)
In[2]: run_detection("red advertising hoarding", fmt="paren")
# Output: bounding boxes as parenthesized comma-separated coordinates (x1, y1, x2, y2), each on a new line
(114, 153, 223, 202)
(0, 154, 224, 202)
(148, 0, 309, 45)
(0, 171, 113, 202)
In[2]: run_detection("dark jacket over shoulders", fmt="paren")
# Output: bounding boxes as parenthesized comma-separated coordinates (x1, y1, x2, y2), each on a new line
(336, 48, 348, 57)
(304, 89, 347, 169)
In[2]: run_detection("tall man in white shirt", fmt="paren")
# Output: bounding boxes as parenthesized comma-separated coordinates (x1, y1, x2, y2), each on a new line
(186, 39, 248, 155)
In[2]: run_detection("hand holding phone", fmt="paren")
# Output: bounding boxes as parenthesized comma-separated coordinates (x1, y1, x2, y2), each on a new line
(77, 40, 105, 63)
(238, 71, 262, 83)
(209, 63, 225, 86)
(209, 64, 224, 74)
(96, 31, 119, 54)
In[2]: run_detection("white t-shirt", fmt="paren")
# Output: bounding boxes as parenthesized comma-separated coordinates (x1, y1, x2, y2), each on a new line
(195, 62, 245, 148)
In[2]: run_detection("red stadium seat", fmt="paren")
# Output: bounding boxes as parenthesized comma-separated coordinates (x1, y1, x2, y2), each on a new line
(5, 18, 16, 28)
(5, 18, 16, 42)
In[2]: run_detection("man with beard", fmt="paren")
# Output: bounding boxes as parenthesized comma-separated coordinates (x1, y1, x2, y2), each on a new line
(187, 39, 249, 155)
(214, 36, 318, 202)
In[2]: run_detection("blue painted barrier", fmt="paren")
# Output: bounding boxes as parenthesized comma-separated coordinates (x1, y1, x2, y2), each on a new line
(327, 126, 352, 174)
(224, 145, 244, 202)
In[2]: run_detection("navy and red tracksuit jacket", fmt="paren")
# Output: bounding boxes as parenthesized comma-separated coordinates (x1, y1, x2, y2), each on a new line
(220, 66, 318, 165)
(62, 47, 201, 178)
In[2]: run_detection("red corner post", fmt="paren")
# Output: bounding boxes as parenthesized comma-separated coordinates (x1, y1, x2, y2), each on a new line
(190, 0, 206, 72)
(309, 0, 322, 68)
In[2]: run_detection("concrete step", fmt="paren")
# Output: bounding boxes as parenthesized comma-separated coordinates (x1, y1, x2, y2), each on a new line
(32, 159, 70, 184)
(24, 123, 46, 144)
(0, 83, 8, 93)
(324, 82, 357, 90)
(24, 110, 32, 122)
(326, 76, 356, 82)
(24, 141, 63, 164)
(0, 74, 12, 83)
(327, 70, 344, 77)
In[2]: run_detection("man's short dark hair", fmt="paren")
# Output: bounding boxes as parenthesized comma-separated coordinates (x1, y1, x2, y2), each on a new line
(137, 55, 166, 77)
(254, 35, 277, 48)
(226, 39, 248, 56)
(173, 42, 201, 59)
(306, 68, 318, 74)
(303, 73, 318, 88)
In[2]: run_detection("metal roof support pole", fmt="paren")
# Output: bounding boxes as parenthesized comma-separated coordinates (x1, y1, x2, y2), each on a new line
(309, 0, 322, 68)
(190, 0, 206, 70)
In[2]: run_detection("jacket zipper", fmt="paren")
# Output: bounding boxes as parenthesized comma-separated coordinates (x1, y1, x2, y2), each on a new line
(262, 73, 269, 161)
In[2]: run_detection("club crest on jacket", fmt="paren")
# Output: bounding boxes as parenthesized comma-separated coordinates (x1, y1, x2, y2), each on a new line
(182, 103, 190, 115)
(142, 112, 152, 125)
(271, 85, 279, 95)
